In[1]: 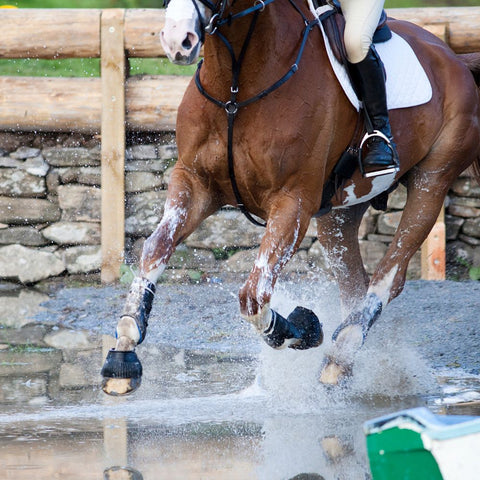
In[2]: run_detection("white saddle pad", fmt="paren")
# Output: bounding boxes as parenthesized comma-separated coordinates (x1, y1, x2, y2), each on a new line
(311, 4, 432, 111)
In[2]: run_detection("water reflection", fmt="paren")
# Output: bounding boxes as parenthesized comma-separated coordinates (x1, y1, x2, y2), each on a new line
(1, 280, 479, 479)
(104, 466, 144, 480)
(0, 372, 430, 479)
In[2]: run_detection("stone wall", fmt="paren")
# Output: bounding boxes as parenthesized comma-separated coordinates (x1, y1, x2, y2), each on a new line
(0, 132, 479, 284)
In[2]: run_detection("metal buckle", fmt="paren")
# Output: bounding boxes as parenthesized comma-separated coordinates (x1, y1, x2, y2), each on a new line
(225, 101, 238, 115)
(254, 0, 266, 11)
(205, 13, 219, 35)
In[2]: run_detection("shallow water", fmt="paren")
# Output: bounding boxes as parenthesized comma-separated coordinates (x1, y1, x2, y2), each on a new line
(1, 345, 479, 480)
(1, 278, 479, 479)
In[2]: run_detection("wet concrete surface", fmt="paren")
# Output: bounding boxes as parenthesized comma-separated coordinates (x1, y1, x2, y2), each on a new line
(0, 277, 479, 479)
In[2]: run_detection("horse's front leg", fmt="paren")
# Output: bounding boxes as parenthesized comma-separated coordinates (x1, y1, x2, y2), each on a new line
(239, 195, 323, 350)
(101, 168, 218, 395)
(319, 172, 451, 385)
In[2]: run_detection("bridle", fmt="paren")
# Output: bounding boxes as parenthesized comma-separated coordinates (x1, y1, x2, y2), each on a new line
(166, 0, 319, 227)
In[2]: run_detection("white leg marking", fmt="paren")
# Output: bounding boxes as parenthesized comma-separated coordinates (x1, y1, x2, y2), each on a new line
(116, 316, 141, 344)
(144, 264, 166, 284)
(141, 199, 187, 282)
(367, 264, 399, 306)
(241, 303, 271, 334)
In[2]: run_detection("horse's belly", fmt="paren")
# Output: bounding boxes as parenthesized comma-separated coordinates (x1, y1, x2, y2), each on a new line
(334, 172, 397, 208)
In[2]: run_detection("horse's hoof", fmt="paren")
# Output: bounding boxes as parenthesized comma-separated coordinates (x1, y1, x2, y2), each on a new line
(101, 349, 142, 396)
(319, 357, 352, 386)
(288, 306, 323, 350)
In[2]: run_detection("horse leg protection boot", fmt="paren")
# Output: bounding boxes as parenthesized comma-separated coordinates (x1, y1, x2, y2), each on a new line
(264, 307, 323, 350)
(118, 277, 156, 345)
(101, 277, 155, 396)
(350, 47, 399, 177)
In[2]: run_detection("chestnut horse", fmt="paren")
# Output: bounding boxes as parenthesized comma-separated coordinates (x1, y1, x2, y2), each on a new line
(101, 0, 480, 395)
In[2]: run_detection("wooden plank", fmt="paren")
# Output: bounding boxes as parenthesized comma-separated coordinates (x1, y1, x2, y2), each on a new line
(387, 6, 480, 53)
(0, 76, 101, 132)
(0, 75, 188, 133)
(1, 7, 480, 60)
(0, 9, 101, 59)
(126, 75, 191, 131)
(101, 9, 126, 283)
(124, 9, 166, 58)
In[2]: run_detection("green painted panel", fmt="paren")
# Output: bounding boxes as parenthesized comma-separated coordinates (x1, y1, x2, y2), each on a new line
(367, 427, 443, 480)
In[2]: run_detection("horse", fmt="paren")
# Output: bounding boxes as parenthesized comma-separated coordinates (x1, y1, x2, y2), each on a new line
(101, 0, 480, 395)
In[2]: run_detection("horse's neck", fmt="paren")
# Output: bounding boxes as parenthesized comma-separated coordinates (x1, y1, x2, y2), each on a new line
(202, 0, 306, 95)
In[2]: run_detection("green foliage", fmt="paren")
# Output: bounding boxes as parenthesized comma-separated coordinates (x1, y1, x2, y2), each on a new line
(454, 256, 480, 281)
(187, 269, 203, 283)
(211, 247, 239, 260)
(2, 1, 161, 7)
(119, 263, 138, 285)
(385, 0, 480, 5)
(469, 266, 480, 281)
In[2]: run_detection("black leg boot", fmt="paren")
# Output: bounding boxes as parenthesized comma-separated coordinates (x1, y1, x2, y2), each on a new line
(350, 47, 399, 178)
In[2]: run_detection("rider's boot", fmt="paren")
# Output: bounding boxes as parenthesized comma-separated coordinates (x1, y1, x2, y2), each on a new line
(350, 47, 399, 178)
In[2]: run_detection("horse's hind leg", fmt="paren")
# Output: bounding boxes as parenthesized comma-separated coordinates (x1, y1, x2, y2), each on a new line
(101, 168, 218, 395)
(239, 194, 323, 350)
(320, 169, 453, 385)
(315, 203, 370, 316)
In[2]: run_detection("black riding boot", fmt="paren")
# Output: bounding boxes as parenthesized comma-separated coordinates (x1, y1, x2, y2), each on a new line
(350, 47, 399, 178)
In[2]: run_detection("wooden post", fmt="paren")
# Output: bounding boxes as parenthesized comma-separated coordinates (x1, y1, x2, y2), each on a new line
(420, 23, 447, 281)
(101, 9, 126, 283)
(421, 207, 446, 280)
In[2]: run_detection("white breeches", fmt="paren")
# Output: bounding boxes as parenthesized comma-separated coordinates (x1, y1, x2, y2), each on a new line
(340, 0, 385, 64)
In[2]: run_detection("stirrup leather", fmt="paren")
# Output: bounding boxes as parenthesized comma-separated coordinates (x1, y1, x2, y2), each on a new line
(359, 130, 399, 178)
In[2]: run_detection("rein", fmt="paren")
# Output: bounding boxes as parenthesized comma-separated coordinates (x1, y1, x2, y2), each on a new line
(194, 0, 320, 227)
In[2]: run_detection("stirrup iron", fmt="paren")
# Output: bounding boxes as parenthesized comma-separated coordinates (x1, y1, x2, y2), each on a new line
(359, 130, 399, 178)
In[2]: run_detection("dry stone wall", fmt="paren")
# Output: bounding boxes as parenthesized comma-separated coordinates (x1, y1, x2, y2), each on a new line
(0, 133, 479, 284)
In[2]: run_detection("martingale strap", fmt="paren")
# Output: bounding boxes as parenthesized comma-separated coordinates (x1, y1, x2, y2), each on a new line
(195, 0, 319, 228)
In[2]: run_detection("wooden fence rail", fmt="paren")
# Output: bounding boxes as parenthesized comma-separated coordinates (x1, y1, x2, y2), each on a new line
(2, 7, 479, 281)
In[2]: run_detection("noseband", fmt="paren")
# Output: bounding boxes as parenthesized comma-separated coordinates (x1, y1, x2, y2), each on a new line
(171, 0, 320, 226)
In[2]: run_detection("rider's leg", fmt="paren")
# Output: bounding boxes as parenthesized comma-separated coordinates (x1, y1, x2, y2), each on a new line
(342, 0, 398, 176)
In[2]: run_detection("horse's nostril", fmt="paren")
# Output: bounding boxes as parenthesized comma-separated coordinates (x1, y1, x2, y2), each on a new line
(182, 36, 192, 50)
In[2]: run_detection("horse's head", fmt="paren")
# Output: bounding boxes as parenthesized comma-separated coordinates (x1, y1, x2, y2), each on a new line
(161, 0, 212, 65)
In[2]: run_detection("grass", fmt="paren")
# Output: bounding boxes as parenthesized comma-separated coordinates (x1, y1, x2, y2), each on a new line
(2, 1, 159, 7)
(0, 57, 196, 77)
(385, 0, 480, 5)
